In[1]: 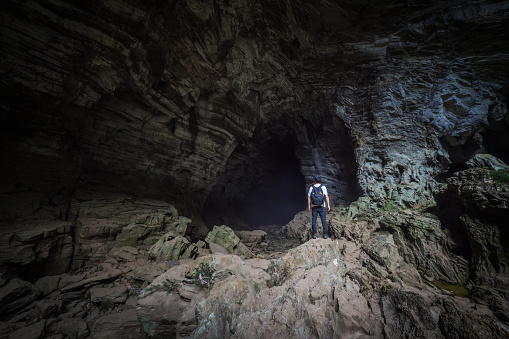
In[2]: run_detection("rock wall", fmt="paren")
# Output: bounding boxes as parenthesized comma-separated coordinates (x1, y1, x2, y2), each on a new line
(2, 0, 508, 228)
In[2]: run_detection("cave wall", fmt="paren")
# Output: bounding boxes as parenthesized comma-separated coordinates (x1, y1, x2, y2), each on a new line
(1, 0, 509, 227)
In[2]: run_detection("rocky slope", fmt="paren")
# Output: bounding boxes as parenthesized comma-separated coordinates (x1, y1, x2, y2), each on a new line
(0, 156, 508, 338)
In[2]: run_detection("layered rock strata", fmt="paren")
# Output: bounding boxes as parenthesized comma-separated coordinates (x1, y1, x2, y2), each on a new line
(1, 0, 508, 227)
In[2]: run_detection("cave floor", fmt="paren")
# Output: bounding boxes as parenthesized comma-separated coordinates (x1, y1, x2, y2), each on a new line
(247, 225, 303, 259)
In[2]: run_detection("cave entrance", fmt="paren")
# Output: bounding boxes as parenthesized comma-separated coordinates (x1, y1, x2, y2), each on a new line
(236, 137, 306, 226)
(203, 136, 306, 229)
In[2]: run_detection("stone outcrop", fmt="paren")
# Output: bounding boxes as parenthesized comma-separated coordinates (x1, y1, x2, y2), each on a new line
(204, 225, 254, 259)
(0, 190, 190, 280)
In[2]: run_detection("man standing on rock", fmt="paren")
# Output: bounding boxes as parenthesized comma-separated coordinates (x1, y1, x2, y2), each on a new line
(307, 176, 330, 239)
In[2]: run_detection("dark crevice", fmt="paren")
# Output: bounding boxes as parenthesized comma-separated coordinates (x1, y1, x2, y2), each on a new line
(427, 192, 472, 260)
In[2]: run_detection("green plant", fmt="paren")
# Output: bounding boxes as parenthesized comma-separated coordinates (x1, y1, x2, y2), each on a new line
(192, 262, 216, 289)
(382, 200, 394, 211)
(490, 170, 509, 184)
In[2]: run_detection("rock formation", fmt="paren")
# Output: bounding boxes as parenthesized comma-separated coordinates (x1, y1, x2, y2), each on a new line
(1, 0, 509, 338)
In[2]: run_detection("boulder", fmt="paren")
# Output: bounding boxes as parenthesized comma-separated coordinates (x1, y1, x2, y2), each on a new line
(133, 265, 164, 284)
(35, 275, 61, 297)
(204, 225, 254, 259)
(235, 230, 267, 244)
(89, 285, 128, 304)
(34, 299, 62, 318)
(148, 232, 198, 261)
(0, 278, 41, 318)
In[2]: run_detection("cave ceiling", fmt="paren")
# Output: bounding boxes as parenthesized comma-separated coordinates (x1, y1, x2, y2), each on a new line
(0, 0, 508, 225)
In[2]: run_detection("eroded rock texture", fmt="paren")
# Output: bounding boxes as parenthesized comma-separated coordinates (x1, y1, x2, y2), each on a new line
(2, 0, 508, 228)
(1, 0, 509, 338)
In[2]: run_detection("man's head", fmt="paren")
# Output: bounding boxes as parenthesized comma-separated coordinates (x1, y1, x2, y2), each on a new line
(313, 175, 321, 183)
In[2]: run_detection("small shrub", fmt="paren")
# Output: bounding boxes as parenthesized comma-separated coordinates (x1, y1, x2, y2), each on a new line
(490, 170, 509, 184)
(192, 262, 216, 289)
(382, 200, 394, 211)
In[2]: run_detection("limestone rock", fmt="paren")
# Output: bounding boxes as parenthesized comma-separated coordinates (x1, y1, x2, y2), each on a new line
(89, 285, 128, 304)
(35, 275, 61, 297)
(34, 299, 62, 319)
(466, 154, 509, 171)
(380, 290, 444, 338)
(132, 265, 164, 284)
(60, 269, 123, 292)
(208, 242, 228, 255)
(204, 225, 253, 259)
(148, 232, 198, 261)
(0, 222, 73, 278)
(0, 278, 41, 318)
(7, 320, 45, 339)
(47, 318, 88, 338)
(90, 309, 143, 339)
(234, 230, 267, 244)
(378, 211, 468, 283)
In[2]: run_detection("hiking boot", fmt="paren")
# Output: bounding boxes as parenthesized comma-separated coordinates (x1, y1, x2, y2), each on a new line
(312, 234, 317, 239)
(324, 234, 329, 239)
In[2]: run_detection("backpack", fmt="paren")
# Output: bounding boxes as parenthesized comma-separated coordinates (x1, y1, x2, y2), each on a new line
(310, 184, 324, 206)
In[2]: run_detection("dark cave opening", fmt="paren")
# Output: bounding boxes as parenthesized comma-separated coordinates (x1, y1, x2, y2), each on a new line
(482, 117, 509, 164)
(427, 194, 472, 260)
(236, 138, 306, 226)
(203, 136, 306, 229)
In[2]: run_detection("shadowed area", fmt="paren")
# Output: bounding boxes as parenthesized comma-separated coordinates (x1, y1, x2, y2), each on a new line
(236, 138, 307, 226)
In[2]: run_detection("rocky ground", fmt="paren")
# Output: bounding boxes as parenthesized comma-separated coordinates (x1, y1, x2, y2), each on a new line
(0, 155, 508, 338)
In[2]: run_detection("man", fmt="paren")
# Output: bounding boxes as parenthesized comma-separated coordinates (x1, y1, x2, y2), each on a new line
(307, 176, 330, 239)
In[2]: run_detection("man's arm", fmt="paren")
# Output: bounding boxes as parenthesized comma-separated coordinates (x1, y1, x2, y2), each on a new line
(325, 195, 330, 212)
(307, 196, 311, 211)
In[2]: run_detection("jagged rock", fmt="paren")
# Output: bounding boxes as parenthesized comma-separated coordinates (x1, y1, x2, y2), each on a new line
(90, 309, 144, 339)
(438, 299, 509, 339)
(35, 275, 61, 297)
(33, 299, 62, 319)
(89, 285, 128, 304)
(0, 222, 73, 278)
(7, 320, 45, 339)
(115, 215, 191, 247)
(0, 278, 41, 318)
(285, 211, 312, 241)
(362, 233, 405, 272)
(380, 290, 444, 338)
(59, 269, 124, 292)
(137, 288, 199, 338)
(466, 154, 509, 171)
(378, 211, 468, 283)
(204, 225, 253, 259)
(148, 232, 198, 261)
(47, 318, 88, 338)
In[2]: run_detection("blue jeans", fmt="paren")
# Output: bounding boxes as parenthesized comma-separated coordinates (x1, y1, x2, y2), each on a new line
(312, 206, 328, 236)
